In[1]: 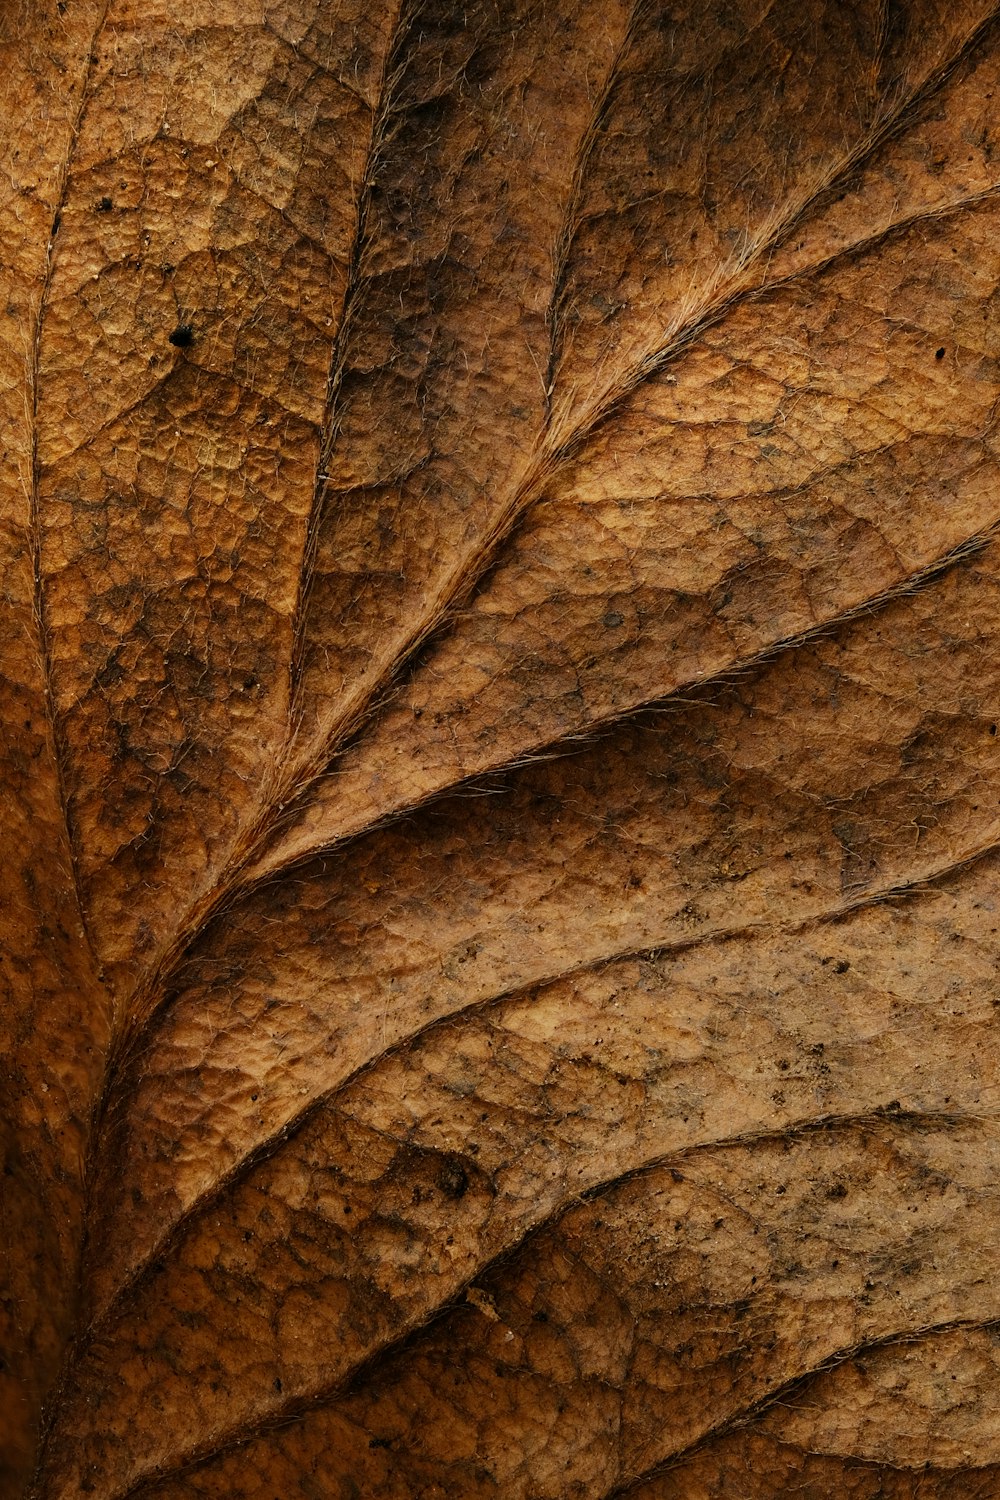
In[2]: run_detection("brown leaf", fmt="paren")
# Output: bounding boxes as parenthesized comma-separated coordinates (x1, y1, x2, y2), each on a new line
(3, 1, 1000, 1495)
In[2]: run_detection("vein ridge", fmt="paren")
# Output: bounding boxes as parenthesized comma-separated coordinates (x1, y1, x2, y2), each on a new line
(109, 1111, 1000, 1500)
(81, 830, 1000, 1359)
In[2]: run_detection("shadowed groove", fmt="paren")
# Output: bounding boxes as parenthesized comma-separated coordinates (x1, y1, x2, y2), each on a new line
(21, 12, 120, 1494)
(285, 0, 418, 716)
(27, 1, 113, 994)
(215, 13, 1000, 870)
(101, 0, 1000, 1076)
(108, 1110, 1000, 1500)
(542, 0, 652, 415)
(247, 510, 1000, 876)
(602, 1320, 1000, 1499)
(72, 825, 1000, 1381)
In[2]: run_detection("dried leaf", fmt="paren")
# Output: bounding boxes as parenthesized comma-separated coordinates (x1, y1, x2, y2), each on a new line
(4, 1, 1000, 1496)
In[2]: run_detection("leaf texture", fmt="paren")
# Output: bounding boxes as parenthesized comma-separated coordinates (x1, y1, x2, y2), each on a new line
(4, 0, 1000, 1495)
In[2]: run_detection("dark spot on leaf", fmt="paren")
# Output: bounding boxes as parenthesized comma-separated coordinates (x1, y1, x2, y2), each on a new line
(439, 1160, 469, 1200)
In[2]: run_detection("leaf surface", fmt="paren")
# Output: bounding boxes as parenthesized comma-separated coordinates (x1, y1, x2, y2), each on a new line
(4, 1, 1000, 1496)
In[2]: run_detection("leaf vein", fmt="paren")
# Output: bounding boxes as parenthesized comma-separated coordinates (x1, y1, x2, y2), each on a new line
(111, 1112, 1000, 1499)
(82, 830, 1000, 1359)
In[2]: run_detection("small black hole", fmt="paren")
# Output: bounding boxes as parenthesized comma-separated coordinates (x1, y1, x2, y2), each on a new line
(935, 347, 946, 359)
(169, 323, 194, 347)
(96, 196, 113, 213)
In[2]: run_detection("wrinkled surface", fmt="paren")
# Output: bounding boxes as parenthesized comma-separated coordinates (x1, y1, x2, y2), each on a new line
(3, 0, 1000, 1496)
